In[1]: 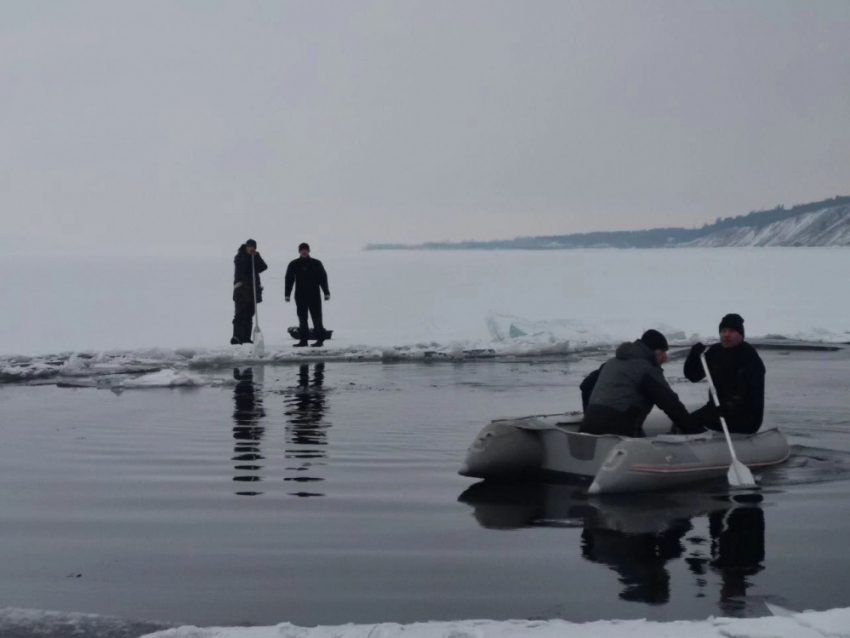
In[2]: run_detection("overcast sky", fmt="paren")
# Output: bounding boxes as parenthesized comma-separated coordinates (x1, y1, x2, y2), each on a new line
(1, 1, 848, 256)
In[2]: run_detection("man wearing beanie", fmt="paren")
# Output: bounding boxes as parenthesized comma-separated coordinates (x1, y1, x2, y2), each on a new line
(684, 313, 765, 434)
(285, 243, 331, 347)
(579, 329, 693, 437)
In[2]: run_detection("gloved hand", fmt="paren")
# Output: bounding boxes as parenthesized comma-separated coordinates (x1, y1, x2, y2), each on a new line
(285, 296, 291, 303)
(690, 342, 706, 357)
(324, 294, 330, 302)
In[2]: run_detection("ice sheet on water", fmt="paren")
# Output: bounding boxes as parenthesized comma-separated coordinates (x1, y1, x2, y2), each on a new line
(1, 312, 848, 387)
(486, 313, 688, 350)
(4, 251, 850, 360)
(139, 608, 850, 638)
(120, 369, 204, 388)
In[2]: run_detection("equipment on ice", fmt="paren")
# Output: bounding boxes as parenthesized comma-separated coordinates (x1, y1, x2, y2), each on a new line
(288, 327, 333, 341)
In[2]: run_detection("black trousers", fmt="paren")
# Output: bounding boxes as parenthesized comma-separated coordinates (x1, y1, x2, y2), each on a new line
(233, 300, 255, 343)
(296, 295, 325, 341)
(580, 404, 647, 438)
(688, 403, 760, 435)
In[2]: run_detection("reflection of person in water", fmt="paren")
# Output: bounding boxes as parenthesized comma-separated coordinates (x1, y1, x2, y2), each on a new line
(458, 483, 689, 605)
(286, 363, 328, 447)
(581, 516, 691, 605)
(709, 505, 766, 614)
(284, 363, 329, 496)
(232, 367, 266, 496)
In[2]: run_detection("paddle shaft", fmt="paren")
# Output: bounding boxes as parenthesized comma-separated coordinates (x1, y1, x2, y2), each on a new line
(251, 253, 260, 329)
(699, 352, 739, 462)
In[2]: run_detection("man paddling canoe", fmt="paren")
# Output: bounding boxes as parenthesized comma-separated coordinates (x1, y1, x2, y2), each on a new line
(684, 313, 766, 435)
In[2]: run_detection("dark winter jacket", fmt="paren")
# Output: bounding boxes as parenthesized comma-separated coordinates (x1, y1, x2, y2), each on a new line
(233, 247, 268, 304)
(579, 340, 691, 437)
(684, 342, 765, 433)
(285, 257, 330, 299)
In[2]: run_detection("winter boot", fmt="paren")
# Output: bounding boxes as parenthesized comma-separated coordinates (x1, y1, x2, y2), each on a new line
(293, 341, 309, 348)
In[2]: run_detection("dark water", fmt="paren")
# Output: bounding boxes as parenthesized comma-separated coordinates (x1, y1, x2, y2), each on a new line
(1, 350, 849, 634)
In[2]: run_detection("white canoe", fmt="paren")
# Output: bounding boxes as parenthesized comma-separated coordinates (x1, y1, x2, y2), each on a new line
(458, 410, 790, 494)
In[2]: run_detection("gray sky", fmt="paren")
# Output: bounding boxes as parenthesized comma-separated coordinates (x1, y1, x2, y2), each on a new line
(1, 1, 848, 256)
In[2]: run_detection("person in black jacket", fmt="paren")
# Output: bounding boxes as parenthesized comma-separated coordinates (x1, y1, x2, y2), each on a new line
(231, 240, 268, 345)
(579, 330, 692, 437)
(684, 313, 765, 435)
(285, 243, 330, 348)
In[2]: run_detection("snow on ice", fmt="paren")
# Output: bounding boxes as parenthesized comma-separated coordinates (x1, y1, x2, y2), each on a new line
(2, 607, 848, 638)
(139, 608, 850, 638)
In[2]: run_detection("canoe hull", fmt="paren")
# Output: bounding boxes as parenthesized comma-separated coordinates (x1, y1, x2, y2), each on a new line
(460, 411, 790, 494)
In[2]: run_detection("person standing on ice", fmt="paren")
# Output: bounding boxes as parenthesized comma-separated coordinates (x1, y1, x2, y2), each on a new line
(231, 239, 268, 345)
(579, 329, 693, 437)
(683, 313, 765, 434)
(285, 243, 330, 348)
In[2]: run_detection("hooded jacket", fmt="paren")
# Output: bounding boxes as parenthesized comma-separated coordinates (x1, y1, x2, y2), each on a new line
(684, 342, 765, 432)
(580, 340, 691, 436)
(233, 246, 268, 304)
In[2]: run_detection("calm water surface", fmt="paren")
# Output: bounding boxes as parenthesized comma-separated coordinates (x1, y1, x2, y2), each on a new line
(0, 350, 849, 631)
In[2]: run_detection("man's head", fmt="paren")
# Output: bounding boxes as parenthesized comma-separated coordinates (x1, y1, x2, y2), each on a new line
(719, 313, 745, 348)
(245, 239, 257, 255)
(299, 242, 310, 258)
(640, 329, 669, 365)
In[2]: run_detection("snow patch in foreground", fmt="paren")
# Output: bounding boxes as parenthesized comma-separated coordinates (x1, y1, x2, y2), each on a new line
(141, 608, 850, 638)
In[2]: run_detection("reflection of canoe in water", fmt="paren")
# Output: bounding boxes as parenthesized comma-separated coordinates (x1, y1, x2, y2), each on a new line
(459, 410, 790, 494)
(458, 482, 767, 609)
(457, 481, 763, 532)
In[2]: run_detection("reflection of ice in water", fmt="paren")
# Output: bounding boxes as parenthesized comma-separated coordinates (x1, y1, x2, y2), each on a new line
(284, 364, 330, 497)
(232, 367, 265, 496)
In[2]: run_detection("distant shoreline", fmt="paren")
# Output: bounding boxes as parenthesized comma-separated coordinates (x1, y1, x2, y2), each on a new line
(366, 196, 850, 250)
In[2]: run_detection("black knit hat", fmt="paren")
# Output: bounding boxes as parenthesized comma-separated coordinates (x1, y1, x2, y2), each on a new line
(246, 239, 257, 248)
(640, 329, 669, 352)
(719, 313, 745, 337)
(299, 242, 310, 252)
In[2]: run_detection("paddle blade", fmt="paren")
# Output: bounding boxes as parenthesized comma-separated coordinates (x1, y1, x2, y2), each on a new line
(727, 459, 757, 488)
(766, 602, 796, 617)
(253, 327, 265, 357)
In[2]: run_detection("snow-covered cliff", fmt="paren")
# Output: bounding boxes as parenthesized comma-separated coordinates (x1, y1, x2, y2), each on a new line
(367, 197, 850, 250)
(681, 204, 850, 247)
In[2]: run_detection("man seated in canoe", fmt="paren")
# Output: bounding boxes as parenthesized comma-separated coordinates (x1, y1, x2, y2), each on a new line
(579, 330, 693, 437)
(683, 313, 765, 435)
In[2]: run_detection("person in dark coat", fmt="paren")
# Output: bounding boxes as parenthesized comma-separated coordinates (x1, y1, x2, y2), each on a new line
(579, 330, 692, 437)
(231, 239, 268, 345)
(683, 314, 765, 435)
(285, 243, 330, 348)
